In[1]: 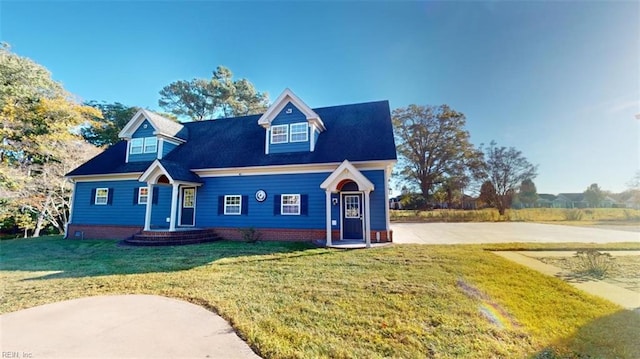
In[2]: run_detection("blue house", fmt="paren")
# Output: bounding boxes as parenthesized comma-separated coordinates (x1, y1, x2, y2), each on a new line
(66, 89, 397, 246)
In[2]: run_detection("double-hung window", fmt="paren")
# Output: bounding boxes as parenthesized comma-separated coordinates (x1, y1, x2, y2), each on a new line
(289, 123, 308, 142)
(144, 137, 157, 153)
(224, 195, 242, 215)
(281, 194, 300, 215)
(130, 138, 143, 154)
(95, 188, 109, 205)
(138, 187, 149, 204)
(271, 125, 288, 144)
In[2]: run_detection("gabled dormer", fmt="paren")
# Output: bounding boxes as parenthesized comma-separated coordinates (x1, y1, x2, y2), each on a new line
(118, 109, 187, 163)
(258, 89, 325, 154)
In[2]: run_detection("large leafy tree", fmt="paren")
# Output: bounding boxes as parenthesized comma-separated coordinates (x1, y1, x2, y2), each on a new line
(583, 183, 605, 208)
(476, 141, 538, 215)
(81, 101, 139, 147)
(0, 44, 101, 237)
(158, 66, 268, 121)
(393, 104, 483, 203)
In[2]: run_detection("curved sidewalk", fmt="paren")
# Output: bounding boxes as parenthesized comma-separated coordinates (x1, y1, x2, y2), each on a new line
(0, 295, 261, 359)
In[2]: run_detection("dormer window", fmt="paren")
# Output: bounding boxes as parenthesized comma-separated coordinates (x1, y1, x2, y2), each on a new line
(130, 138, 144, 154)
(290, 123, 308, 142)
(130, 137, 158, 155)
(144, 137, 157, 153)
(271, 125, 288, 144)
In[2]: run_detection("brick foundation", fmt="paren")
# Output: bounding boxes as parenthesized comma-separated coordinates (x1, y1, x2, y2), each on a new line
(66, 224, 143, 240)
(216, 228, 392, 242)
(66, 224, 393, 243)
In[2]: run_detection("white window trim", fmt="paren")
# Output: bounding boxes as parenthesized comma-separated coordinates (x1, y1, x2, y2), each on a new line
(95, 188, 109, 205)
(270, 125, 289, 144)
(130, 138, 143, 155)
(144, 137, 157, 153)
(183, 188, 195, 209)
(224, 195, 242, 215)
(289, 123, 308, 143)
(281, 194, 301, 215)
(138, 187, 148, 205)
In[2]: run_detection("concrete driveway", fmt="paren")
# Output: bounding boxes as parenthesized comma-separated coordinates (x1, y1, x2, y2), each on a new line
(0, 295, 261, 359)
(391, 222, 640, 244)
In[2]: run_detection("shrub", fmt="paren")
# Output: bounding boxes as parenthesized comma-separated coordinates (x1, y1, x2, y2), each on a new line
(574, 249, 615, 279)
(239, 227, 262, 244)
(564, 209, 584, 221)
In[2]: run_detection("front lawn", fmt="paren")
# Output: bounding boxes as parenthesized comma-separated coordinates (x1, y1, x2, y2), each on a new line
(1, 237, 638, 358)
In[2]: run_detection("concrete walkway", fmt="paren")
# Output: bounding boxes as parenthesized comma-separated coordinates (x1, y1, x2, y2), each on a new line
(391, 222, 640, 244)
(493, 251, 640, 310)
(0, 295, 261, 359)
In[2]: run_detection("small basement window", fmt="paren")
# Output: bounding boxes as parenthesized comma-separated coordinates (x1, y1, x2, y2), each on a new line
(290, 123, 308, 142)
(271, 125, 288, 144)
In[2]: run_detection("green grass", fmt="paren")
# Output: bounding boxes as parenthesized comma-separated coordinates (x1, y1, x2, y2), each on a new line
(391, 207, 640, 224)
(1, 236, 639, 358)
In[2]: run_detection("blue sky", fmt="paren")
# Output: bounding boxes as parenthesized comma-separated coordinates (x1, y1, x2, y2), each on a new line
(2, 1, 638, 194)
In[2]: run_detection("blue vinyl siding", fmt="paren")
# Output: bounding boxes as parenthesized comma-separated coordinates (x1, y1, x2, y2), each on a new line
(195, 172, 326, 229)
(151, 185, 172, 228)
(129, 119, 158, 162)
(132, 120, 155, 138)
(360, 170, 387, 230)
(269, 103, 310, 154)
(162, 141, 178, 158)
(194, 169, 387, 230)
(330, 193, 340, 229)
(71, 169, 389, 232)
(72, 180, 169, 228)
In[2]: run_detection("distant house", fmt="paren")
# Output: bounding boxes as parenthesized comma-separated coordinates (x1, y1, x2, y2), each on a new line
(554, 193, 587, 208)
(65, 89, 397, 246)
(462, 195, 478, 210)
(536, 194, 556, 208)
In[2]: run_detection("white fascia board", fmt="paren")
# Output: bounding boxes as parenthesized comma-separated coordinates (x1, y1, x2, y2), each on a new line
(193, 159, 395, 178)
(320, 160, 375, 191)
(118, 109, 157, 139)
(174, 180, 203, 187)
(257, 88, 323, 130)
(156, 134, 186, 144)
(65, 173, 143, 182)
(139, 159, 168, 183)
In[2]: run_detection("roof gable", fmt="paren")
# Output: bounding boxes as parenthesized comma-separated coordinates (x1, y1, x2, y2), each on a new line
(138, 159, 202, 184)
(118, 109, 187, 141)
(257, 89, 325, 131)
(320, 160, 374, 192)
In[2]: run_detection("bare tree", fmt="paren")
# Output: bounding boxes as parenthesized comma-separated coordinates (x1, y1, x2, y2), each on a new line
(476, 141, 538, 215)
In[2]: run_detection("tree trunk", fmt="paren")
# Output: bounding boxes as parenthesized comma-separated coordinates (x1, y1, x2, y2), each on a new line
(33, 211, 46, 237)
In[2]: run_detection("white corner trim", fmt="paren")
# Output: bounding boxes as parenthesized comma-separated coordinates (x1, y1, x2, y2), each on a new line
(310, 123, 316, 152)
(265, 128, 270, 154)
(157, 139, 164, 159)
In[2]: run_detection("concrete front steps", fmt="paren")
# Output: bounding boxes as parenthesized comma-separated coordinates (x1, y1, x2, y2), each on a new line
(123, 228, 222, 246)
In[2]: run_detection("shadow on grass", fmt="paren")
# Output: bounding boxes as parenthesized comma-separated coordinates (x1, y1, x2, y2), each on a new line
(533, 309, 640, 359)
(0, 236, 324, 280)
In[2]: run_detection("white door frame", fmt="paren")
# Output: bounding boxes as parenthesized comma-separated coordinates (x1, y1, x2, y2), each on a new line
(340, 191, 364, 240)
